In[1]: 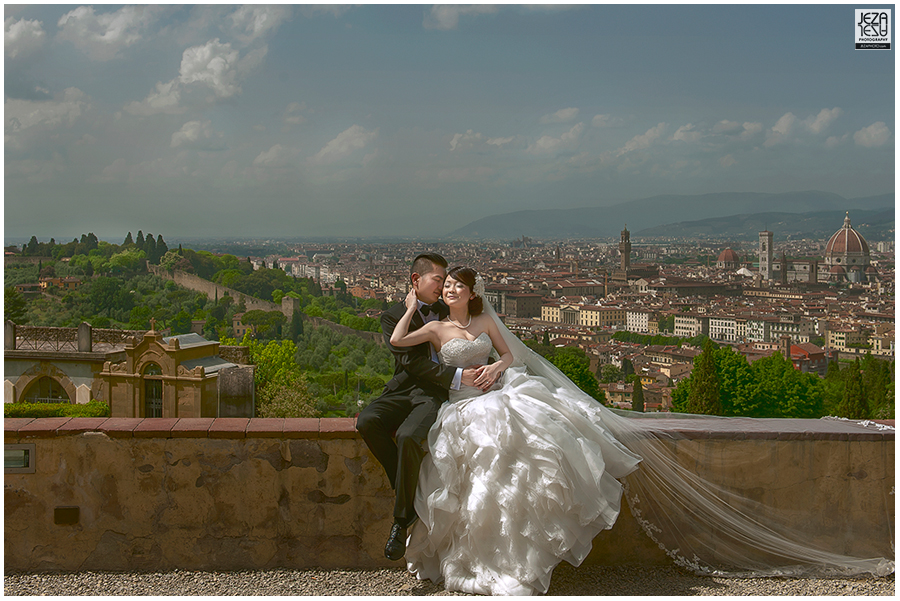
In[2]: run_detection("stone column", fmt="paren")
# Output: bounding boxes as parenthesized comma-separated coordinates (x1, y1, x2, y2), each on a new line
(5, 320, 16, 350)
(78, 322, 92, 352)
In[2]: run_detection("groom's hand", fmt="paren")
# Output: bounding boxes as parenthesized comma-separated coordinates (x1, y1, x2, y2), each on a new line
(461, 365, 483, 388)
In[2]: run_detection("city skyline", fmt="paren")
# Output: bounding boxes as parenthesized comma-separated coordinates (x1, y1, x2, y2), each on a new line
(4, 4, 895, 241)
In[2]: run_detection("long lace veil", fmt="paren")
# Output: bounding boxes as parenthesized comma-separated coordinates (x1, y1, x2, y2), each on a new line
(479, 286, 893, 577)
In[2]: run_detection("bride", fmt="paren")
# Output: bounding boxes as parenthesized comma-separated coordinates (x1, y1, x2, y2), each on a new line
(389, 266, 893, 595)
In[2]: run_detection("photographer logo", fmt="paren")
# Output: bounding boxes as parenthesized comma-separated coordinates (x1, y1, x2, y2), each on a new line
(855, 9, 891, 49)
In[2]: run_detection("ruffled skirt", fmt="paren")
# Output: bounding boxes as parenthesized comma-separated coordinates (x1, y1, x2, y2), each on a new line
(405, 367, 641, 595)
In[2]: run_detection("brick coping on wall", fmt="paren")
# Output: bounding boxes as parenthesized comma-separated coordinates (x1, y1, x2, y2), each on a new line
(5, 417, 894, 442)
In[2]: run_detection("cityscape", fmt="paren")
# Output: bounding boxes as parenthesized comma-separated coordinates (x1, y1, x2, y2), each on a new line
(5, 205, 893, 420)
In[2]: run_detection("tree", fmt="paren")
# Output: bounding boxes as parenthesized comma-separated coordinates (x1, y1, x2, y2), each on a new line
(123, 232, 134, 246)
(838, 358, 869, 419)
(155, 235, 169, 261)
(549, 347, 604, 403)
(4, 286, 29, 324)
(241, 309, 287, 339)
(288, 309, 304, 343)
(145, 233, 157, 263)
(599, 363, 624, 383)
(136, 231, 145, 248)
(256, 371, 320, 418)
(631, 375, 645, 412)
(687, 340, 722, 415)
(26, 236, 39, 256)
(622, 357, 635, 378)
(108, 248, 147, 274)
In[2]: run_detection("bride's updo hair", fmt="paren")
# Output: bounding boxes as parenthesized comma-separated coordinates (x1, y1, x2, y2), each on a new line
(446, 266, 484, 316)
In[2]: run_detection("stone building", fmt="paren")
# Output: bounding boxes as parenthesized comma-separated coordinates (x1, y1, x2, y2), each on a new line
(5, 321, 253, 418)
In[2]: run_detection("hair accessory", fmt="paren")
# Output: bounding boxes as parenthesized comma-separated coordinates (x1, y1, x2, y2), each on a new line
(474, 274, 485, 298)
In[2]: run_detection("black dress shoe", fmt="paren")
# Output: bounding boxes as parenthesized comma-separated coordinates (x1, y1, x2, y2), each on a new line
(384, 522, 407, 561)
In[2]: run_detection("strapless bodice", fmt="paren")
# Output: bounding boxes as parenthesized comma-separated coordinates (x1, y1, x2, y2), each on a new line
(437, 332, 492, 369)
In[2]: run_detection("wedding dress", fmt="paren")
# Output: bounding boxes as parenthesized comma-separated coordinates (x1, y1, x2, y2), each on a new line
(405, 333, 641, 595)
(404, 301, 893, 595)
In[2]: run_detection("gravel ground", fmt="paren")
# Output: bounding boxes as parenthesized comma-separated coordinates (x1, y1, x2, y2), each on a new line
(4, 565, 895, 596)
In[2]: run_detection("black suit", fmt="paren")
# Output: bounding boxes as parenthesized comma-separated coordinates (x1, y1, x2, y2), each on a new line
(356, 300, 456, 525)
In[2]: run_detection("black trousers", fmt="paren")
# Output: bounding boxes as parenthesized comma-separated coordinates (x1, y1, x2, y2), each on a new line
(356, 387, 442, 525)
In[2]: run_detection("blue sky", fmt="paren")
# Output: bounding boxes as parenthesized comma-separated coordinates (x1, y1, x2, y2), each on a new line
(4, 4, 895, 241)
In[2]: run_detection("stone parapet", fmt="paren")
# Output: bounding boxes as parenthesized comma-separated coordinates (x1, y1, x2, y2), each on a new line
(4, 417, 894, 574)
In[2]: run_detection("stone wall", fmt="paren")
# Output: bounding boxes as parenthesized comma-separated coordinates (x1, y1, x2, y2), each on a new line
(4, 417, 894, 574)
(148, 266, 287, 316)
(148, 266, 383, 345)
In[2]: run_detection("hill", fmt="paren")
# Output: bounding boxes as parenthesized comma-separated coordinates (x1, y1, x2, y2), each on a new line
(636, 208, 894, 241)
(445, 191, 893, 240)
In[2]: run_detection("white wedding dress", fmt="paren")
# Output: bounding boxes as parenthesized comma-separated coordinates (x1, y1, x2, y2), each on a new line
(405, 333, 642, 595)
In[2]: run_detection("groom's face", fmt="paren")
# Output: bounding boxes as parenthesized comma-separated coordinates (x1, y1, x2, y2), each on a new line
(412, 263, 447, 305)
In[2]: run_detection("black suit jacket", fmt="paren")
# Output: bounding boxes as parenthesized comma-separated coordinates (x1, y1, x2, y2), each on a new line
(380, 301, 456, 401)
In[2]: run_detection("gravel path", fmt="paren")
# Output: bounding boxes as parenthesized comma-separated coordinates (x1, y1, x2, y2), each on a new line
(4, 565, 895, 596)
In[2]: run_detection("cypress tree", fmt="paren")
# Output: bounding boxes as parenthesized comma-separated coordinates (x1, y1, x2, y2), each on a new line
(289, 309, 304, 343)
(136, 230, 145, 248)
(631, 376, 645, 412)
(839, 359, 869, 419)
(687, 340, 722, 415)
(145, 233, 157, 263)
(156, 235, 169, 260)
(124, 232, 134, 246)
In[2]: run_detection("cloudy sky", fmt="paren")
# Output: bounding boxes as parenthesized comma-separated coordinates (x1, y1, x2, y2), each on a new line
(4, 4, 895, 241)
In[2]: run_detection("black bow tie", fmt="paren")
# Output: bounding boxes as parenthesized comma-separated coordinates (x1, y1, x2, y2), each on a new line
(420, 303, 442, 317)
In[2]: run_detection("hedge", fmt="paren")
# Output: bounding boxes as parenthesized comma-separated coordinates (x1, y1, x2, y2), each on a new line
(4, 400, 111, 419)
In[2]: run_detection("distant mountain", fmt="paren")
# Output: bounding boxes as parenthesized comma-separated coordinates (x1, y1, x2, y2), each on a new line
(445, 191, 894, 240)
(636, 208, 894, 241)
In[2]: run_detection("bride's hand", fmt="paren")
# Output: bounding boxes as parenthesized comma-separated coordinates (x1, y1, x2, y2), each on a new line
(474, 363, 503, 390)
(405, 288, 419, 311)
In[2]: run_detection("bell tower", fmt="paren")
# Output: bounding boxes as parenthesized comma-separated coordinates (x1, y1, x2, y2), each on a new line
(619, 225, 631, 271)
(759, 230, 773, 280)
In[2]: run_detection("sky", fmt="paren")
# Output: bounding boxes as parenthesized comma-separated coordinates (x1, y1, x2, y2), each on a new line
(4, 4, 895, 242)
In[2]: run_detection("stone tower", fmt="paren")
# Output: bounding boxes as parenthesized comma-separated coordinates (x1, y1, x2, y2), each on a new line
(619, 225, 631, 271)
(759, 230, 773, 280)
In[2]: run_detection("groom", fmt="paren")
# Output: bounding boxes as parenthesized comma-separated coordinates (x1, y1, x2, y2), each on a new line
(356, 252, 481, 561)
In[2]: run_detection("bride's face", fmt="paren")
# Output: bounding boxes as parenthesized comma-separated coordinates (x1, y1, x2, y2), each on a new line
(443, 276, 475, 309)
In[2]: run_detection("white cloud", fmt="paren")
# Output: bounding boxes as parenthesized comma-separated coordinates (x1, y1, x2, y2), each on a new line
(5, 88, 89, 148)
(179, 39, 241, 99)
(527, 122, 585, 154)
(825, 133, 848, 148)
(423, 5, 499, 30)
(5, 17, 46, 59)
(126, 39, 266, 115)
(124, 80, 183, 116)
(673, 123, 702, 143)
(229, 5, 291, 43)
(312, 125, 378, 164)
(619, 122, 666, 155)
(712, 120, 743, 135)
(171, 120, 225, 150)
(284, 102, 307, 126)
(740, 122, 762, 139)
(764, 112, 796, 147)
(803, 107, 841, 134)
(449, 129, 483, 151)
(540, 108, 579, 124)
(56, 5, 161, 60)
(591, 114, 613, 128)
(486, 136, 514, 147)
(253, 144, 299, 168)
(719, 154, 736, 168)
(853, 122, 892, 147)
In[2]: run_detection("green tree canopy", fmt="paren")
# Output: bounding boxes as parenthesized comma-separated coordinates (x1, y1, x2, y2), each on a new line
(686, 340, 722, 415)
